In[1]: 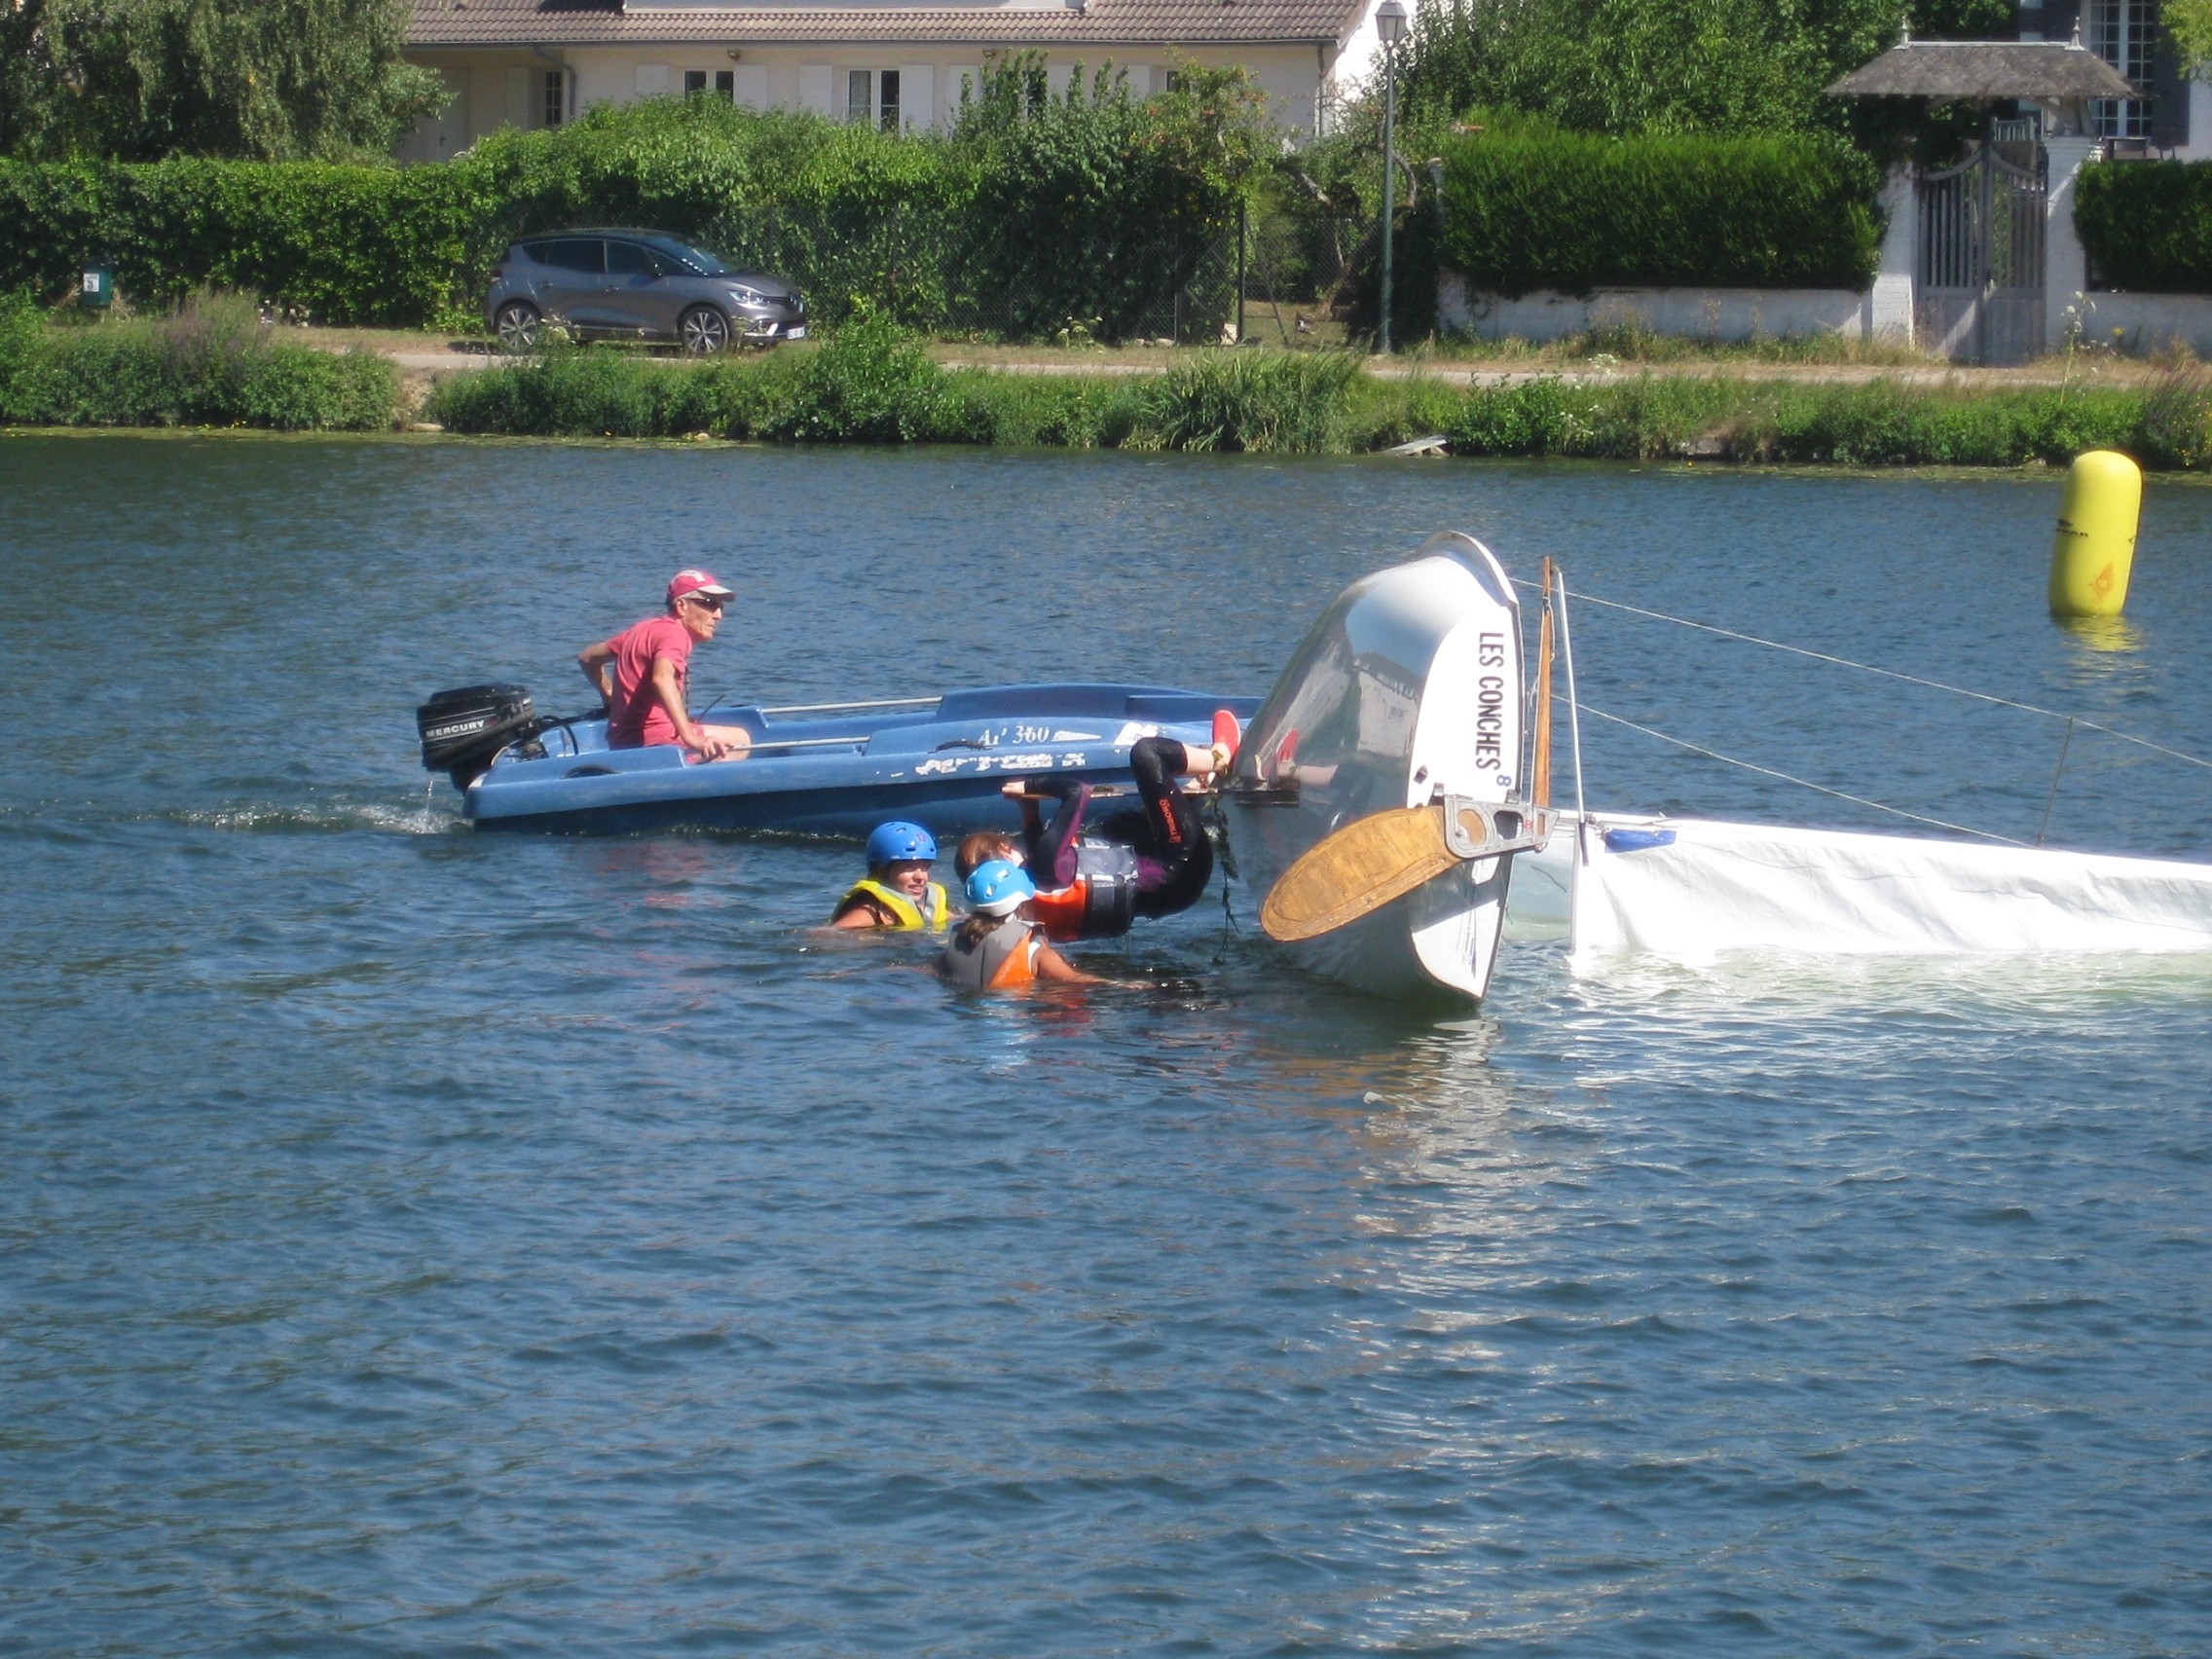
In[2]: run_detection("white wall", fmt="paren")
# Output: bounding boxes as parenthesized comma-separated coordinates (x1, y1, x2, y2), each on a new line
(2070, 290, 2212, 352)
(1437, 278, 1881, 343)
(402, 42, 1332, 153)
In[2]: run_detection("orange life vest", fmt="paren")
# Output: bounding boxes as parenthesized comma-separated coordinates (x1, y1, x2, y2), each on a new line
(941, 915, 1042, 989)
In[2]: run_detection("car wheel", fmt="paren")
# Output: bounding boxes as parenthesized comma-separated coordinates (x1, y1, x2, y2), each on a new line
(679, 306, 732, 356)
(495, 301, 543, 353)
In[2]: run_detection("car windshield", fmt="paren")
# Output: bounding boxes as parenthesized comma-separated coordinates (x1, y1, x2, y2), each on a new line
(642, 237, 729, 276)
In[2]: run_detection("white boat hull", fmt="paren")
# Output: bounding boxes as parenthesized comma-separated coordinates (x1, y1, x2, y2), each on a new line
(1227, 534, 1526, 1002)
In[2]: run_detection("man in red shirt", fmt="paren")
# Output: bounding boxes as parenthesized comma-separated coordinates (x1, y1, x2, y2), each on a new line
(578, 570, 752, 760)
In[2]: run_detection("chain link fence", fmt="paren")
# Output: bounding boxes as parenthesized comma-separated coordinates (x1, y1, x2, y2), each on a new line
(703, 200, 1381, 347)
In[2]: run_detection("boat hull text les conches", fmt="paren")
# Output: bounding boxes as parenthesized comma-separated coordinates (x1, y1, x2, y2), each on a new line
(418, 682, 1258, 839)
(1227, 534, 1530, 1003)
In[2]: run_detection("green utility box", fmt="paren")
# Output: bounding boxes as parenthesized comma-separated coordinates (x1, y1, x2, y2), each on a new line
(80, 264, 114, 311)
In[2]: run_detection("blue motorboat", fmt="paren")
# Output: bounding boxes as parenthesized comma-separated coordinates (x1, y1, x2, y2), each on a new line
(420, 682, 1259, 837)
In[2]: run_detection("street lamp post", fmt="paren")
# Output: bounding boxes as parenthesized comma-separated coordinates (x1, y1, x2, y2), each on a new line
(1376, 0, 1408, 354)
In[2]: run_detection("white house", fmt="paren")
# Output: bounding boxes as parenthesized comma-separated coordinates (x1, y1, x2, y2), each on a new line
(2019, 0, 2211, 157)
(397, 0, 1388, 162)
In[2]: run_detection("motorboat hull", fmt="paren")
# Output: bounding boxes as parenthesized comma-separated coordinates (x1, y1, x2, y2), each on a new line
(463, 682, 1260, 838)
(1227, 534, 1526, 1002)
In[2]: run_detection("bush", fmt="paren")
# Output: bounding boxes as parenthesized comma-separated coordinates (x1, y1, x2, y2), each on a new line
(0, 291, 398, 427)
(0, 158, 498, 327)
(420, 340, 2212, 470)
(2075, 161, 2212, 294)
(0, 87, 1265, 339)
(1435, 127, 1882, 297)
(1131, 350, 1362, 452)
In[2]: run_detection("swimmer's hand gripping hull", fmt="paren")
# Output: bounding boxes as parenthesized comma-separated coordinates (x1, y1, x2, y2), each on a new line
(1260, 806, 1459, 942)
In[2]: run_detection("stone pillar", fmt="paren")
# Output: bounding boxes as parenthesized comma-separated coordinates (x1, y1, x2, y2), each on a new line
(1868, 164, 1917, 342)
(2045, 135, 2099, 353)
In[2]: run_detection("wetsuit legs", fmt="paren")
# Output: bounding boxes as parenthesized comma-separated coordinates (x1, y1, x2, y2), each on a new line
(1020, 774, 1091, 890)
(1128, 737, 1212, 919)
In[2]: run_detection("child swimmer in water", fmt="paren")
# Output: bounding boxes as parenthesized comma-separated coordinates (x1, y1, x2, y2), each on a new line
(938, 861, 1107, 989)
(829, 821, 951, 932)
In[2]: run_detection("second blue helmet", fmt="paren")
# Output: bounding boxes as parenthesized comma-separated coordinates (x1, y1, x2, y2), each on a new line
(866, 821, 938, 866)
(965, 859, 1037, 917)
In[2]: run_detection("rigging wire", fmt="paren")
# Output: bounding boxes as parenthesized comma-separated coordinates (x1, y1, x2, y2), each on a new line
(1571, 697, 2031, 846)
(1510, 576, 2212, 775)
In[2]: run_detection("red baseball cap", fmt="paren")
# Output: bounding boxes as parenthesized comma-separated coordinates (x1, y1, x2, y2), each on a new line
(668, 569, 734, 606)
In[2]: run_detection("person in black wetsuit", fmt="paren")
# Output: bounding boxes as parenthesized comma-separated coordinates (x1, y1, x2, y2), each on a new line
(1004, 731, 1232, 940)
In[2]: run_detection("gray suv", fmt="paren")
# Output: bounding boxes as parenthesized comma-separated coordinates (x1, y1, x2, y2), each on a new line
(487, 230, 807, 354)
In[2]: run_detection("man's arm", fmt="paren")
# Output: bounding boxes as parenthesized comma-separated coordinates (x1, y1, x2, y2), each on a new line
(649, 656, 729, 758)
(578, 640, 615, 705)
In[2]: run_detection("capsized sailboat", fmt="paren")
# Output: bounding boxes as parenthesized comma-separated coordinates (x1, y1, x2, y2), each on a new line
(1225, 533, 1542, 1001)
(1231, 535, 2212, 1003)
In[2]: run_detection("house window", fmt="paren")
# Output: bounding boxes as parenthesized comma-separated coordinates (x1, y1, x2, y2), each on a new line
(2090, 0, 2157, 139)
(845, 69, 901, 129)
(682, 70, 736, 101)
(539, 68, 565, 129)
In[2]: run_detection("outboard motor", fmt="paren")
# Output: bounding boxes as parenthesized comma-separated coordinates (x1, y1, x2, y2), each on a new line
(417, 682, 540, 791)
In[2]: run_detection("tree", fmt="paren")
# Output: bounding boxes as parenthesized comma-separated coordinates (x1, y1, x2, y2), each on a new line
(2167, 0, 2212, 71)
(1397, 0, 2013, 140)
(1, 0, 444, 161)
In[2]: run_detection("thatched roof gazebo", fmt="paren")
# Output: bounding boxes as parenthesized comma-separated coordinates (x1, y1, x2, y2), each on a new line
(1824, 35, 2135, 132)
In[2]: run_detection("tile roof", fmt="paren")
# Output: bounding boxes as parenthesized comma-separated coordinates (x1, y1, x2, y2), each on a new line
(409, 0, 1365, 46)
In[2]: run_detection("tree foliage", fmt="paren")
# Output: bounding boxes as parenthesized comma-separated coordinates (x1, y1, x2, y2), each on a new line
(2167, 0, 2212, 71)
(0, 0, 443, 162)
(945, 54, 1272, 338)
(1396, 0, 2013, 144)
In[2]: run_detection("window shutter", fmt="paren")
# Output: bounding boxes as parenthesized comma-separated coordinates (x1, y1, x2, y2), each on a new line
(730, 64, 769, 111)
(2153, 35, 2192, 148)
(799, 65, 834, 116)
(900, 64, 934, 129)
(635, 62, 671, 98)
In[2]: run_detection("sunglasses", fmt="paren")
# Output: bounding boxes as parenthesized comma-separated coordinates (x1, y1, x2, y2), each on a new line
(686, 595, 727, 612)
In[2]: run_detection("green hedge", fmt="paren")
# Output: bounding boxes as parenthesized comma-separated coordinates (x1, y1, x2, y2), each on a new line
(0, 160, 500, 327)
(0, 82, 1254, 337)
(2075, 161, 2212, 294)
(1435, 129, 1882, 297)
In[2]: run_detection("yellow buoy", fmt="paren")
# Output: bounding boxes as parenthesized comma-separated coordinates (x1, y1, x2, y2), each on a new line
(2048, 450, 2142, 618)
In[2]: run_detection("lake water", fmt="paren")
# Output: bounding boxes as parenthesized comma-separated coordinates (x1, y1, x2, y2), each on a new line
(4, 433, 2209, 1655)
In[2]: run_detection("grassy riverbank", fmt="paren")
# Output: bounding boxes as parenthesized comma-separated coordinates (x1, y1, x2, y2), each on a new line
(10, 301, 2212, 468)
(424, 321, 2212, 468)
(0, 294, 395, 431)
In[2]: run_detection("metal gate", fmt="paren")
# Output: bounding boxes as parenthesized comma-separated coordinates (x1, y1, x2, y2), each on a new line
(1917, 144, 2046, 364)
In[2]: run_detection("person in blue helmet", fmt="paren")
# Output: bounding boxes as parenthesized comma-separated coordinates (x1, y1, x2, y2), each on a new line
(830, 821, 950, 932)
(939, 861, 1104, 990)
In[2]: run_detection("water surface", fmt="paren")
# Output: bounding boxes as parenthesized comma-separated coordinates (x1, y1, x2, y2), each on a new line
(3, 435, 2208, 1655)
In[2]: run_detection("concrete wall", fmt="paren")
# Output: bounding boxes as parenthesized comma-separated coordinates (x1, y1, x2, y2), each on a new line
(399, 42, 1333, 158)
(2070, 290, 2212, 353)
(1436, 277, 1881, 344)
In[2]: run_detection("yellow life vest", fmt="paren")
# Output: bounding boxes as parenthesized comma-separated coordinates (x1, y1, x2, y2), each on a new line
(835, 877, 948, 933)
